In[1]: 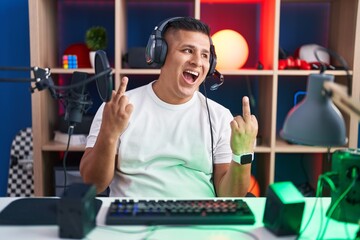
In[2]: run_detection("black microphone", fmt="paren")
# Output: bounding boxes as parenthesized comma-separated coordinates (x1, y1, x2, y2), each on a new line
(95, 50, 113, 102)
(64, 71, 93, 126)
(210, 69, 224, 91)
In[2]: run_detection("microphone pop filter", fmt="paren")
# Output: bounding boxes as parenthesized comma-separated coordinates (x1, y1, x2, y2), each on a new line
(95, 50, 113, 102)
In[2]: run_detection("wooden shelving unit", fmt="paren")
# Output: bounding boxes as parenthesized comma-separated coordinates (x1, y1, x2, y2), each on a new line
(28, 0, 359, 196)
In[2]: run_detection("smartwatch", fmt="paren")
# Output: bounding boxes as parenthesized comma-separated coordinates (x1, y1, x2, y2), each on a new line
(232, 153, 254, 165)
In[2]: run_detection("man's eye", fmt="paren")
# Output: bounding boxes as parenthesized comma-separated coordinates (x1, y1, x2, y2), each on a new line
(184, 49, 192, 53)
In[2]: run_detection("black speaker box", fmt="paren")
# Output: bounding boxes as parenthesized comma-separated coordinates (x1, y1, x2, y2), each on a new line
(263, 181, 305, 236)
(124, 47, 158, 69)
(57, 183, 97, 239)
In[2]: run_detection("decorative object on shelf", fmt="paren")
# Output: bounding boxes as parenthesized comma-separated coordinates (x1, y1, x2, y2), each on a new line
(294, 44, 335, 70)
(64, 43, 91, 68)
(85, 26, 107, 68)
(278, 56, 311, 70)
(278, 46, 311, 70)
(211, 29, 249, 70)
(62, 55, 78, 69)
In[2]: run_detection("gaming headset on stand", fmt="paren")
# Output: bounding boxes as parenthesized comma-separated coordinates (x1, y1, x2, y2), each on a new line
(145, 16, 224, 90)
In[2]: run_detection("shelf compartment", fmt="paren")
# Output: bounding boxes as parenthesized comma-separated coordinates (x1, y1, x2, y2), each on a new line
(57, 0, 115, 68)
(201, 0, 276, 70)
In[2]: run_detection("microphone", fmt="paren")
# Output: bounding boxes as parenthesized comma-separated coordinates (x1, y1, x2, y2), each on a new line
(210, 69, 224, 91)
(64, 71, 93, 126)
(95, 50, 113, 102)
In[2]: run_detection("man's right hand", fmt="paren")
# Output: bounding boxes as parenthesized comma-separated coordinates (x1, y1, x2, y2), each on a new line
(100, 76, 134, 141)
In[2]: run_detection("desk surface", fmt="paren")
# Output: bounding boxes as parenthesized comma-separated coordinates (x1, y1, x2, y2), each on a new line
(0, 197, 358, 240)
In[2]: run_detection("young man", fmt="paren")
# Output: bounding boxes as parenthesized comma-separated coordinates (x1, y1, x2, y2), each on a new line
(80, 17, 258, 198)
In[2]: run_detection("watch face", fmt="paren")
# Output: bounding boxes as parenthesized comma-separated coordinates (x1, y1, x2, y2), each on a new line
(241, 154, 253, 164)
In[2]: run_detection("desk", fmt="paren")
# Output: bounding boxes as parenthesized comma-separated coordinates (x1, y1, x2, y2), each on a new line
(0, 197, 358, 240)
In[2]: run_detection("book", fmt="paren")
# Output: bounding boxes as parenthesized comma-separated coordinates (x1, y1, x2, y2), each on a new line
(53, 131, 87, 145)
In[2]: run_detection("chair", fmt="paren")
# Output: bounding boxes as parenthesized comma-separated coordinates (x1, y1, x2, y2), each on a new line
(7, 127, 34, 197)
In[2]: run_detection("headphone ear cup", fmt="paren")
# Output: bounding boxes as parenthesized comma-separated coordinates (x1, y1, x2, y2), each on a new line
(207, 45, 217, 76)
(145, 33, 168, 67)
(145, 35, 156, 65)
(156, 38, 168, 66)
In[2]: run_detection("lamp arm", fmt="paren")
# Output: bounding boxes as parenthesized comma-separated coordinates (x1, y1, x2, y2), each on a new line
(323, 81, 360, 120)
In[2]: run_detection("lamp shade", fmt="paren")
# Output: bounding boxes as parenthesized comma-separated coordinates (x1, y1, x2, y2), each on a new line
(211, 29, 249, 70)
(280, 74, 347, 147)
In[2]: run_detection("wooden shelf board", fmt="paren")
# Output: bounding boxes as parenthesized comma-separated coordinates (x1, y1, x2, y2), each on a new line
(275, 139, 346, 153)
(43, 141, 85, 152)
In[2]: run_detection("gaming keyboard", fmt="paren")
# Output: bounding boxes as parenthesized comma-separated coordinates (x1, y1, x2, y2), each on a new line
(105, 199, 255, 225)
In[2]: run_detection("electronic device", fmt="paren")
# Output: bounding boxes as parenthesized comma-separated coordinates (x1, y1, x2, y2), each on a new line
(64, 71, 93, 126)
(57, 183, 97, 239)
(105, 199, 255, 225)
(327, 148, 360, 223)
(263, 181, 305, 236)
(94, 50, 113, 102)
(232, 152, 254, 165)
(145, 17, 220, 81)
(123, 47, 158, 69)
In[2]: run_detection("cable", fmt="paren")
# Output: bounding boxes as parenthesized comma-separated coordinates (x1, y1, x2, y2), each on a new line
(202, 83, 214, 163)
(62, 125, 74, 193)
(202, 81, 216, 196)
(296, 174, 325, 239)
(143, 225, 260, 240)
(314, 47, 352, 96)
(319, 168, 359, 239)
(95, 225, 259, 240)
(50, 68, 112, 91)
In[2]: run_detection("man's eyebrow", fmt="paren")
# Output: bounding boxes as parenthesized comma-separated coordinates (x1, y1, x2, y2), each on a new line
(181, 44, 210, 54)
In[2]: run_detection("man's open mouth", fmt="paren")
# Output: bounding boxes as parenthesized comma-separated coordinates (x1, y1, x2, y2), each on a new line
(183, 70, 199, 83)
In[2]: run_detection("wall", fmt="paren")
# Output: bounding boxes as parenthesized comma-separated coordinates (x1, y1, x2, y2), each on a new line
(0, 1, 31, 196)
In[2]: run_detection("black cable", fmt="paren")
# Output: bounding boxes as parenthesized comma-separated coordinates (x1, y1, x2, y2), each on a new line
(202, 81, 216, 196)
(202, 82, 214, 162)
(314, 47, 352, 96)
(62, 125, 74, 193)
(50, 68, 112, 91)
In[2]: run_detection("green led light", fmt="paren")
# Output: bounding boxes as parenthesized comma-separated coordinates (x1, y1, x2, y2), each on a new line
(270, 182, 304, 204)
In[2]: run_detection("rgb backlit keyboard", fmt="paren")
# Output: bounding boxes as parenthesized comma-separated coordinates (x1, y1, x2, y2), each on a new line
(105, 199, 255, 225)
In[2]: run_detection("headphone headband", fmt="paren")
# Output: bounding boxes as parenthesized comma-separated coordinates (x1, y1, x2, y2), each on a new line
(145, 17, 217, 77)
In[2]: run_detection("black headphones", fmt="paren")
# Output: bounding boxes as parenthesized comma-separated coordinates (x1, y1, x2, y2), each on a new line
(145, 17, 217, 77)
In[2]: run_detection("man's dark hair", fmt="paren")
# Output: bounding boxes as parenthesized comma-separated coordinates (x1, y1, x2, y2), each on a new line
(163, 17, 211, 37)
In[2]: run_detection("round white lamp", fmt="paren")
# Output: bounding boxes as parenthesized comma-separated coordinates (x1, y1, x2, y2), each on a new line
(212, 29, 249, 70)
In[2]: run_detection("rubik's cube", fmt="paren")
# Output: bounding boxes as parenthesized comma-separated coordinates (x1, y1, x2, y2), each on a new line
(63, 55, 78, 69)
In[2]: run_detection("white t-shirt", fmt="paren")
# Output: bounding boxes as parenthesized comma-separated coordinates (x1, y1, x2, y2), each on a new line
(86, 81, 234, 198)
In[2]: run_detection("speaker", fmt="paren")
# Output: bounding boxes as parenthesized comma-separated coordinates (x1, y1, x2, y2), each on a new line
(57, 183, 97, 239)
(145, 16, 217, 77)
(263, 181, 305, 236)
